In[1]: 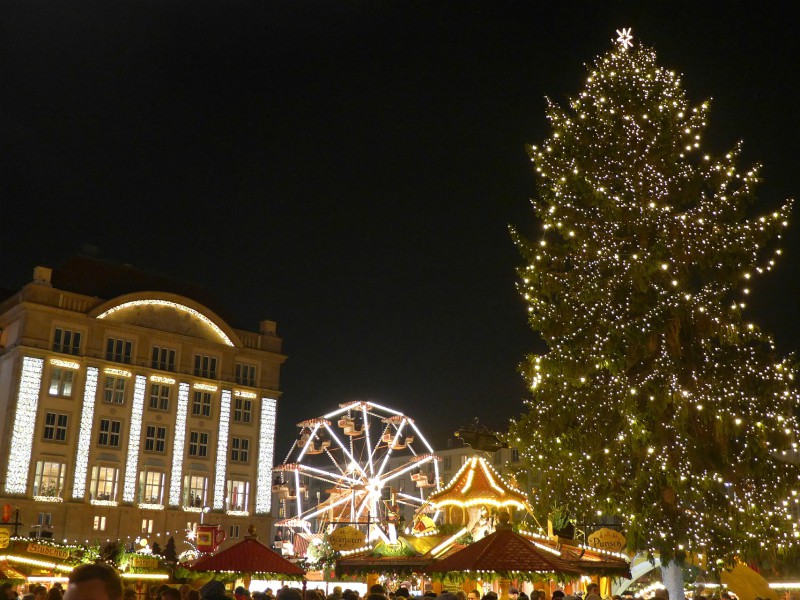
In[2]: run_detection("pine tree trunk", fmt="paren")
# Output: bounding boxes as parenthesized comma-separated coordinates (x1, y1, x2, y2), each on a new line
(661, 560, 685, 600)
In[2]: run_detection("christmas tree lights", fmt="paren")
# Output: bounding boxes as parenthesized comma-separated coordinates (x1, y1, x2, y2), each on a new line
(509, 30, 800, 573)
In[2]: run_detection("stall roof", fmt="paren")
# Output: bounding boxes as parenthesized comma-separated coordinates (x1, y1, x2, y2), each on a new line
(189, 537, 305, 577)
(425, 528, 581, 576)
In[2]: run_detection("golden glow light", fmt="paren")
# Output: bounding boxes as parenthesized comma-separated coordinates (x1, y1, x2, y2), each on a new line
(97, 299, 234, 346)
(193, 382, 218, 392)
(104, 367, 131, 378)
(49, 358, 79, 370)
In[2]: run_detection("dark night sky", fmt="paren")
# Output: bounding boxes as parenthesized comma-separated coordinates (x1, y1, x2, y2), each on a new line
(2, 2, 799, 454)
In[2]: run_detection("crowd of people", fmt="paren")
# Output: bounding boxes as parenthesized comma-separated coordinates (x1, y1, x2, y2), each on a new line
(2, 567, 738, 600)
(1, 582, 73, 600)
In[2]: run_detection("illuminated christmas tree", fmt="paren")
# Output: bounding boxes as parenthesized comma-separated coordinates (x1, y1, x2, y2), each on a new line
(509, 29, 800, 591)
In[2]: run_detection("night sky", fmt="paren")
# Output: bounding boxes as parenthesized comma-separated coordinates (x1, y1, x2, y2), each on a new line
(3, 2, 799, 454)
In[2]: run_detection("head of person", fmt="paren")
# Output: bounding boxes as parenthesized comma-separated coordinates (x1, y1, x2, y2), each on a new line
(482, 593, 498, 600)
(369, 588, 384, 597)
(65, 563, 124, 600)
(365, 595, 386, 600)
(162, 590, 181, 600)
(275, 590, 303, 600)
(395, 590, 409, 600)
(123, 590, 137, 600)
(509, 589, 519, 600)
(186, 592, 200, 600)
(468, 591, 480, 600)
(552, 593, 565, 600)
(1, 583, 14, 600)
(586, 587, 599, 596)
(200, 581, 228, 600)
(46, 588, 63, 600)
(265, 592, 274, 599)
(34, 587, 47, 600)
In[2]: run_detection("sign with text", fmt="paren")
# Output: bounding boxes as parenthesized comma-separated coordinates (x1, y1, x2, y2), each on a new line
(0, 528, 10, 549)
(328, 526, 366, 551)
(586, 527, 626, 553)
(27, 543, 70, 560)
(130, 556, 160, 569)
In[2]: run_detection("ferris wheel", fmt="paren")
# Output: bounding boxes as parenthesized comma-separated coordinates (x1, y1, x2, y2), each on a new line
(272, 401, 440, 543)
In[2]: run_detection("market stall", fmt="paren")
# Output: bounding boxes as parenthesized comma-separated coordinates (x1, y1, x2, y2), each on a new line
(187, 529, 305, 588)
(425, 519, 581, 598)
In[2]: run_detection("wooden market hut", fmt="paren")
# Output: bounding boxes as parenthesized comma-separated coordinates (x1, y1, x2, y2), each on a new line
(425, 525, 581, 579)
(188, 531, 305, 586)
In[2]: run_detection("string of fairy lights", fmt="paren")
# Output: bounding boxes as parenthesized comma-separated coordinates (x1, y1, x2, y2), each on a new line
(509, 30, 800, 570)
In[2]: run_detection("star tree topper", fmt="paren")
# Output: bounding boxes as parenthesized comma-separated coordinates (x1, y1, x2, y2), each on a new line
(616, 27, 634, 50)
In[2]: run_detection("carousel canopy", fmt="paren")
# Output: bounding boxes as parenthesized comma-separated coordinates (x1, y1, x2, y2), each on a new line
(427, 456, 532, 510)
(425, 528, 581, 577)
(188, 536, 305, 577)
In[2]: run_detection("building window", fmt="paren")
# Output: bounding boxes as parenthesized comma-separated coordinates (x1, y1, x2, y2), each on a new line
(226, 480, 249, 512)
(460, 455, 469, 465)
(53, 328, 81, 355)
(93, 515, 107, 531)
(229, 525, 240, 539)
(234, 363, 256, 387)
(149, 384, 171, 411)
(193, 354, 217, 379)
(138, 470, 164, 504)
(48, 368, 75, 397)
(151, 346, 176, 371)
(43, 412, 68, 442)
(90, 465, 119, 502)
(184, 475, 208, 508)
(512, 448, 520, 462)
(33, 461, 66, 499)
(233, 398, 252, 423)
(192, 391, 212, 417)
(98, 419, 122, 447)
(106, 337, 133, 363)
(443, 457, 452, 471)
(142, 518, 154, 534)
(231, 438, 249, 463)
(188, 431, 209, 458)
(145, 425, 167, 453)
(103, 376, 126, 404)
(37, 513, 52, 526)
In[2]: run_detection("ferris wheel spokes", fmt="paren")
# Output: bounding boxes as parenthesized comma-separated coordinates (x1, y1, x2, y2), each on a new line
(362, 404, 374, 477)
(380, 453, 436, 485)
(323, 422, 369, 479)
(296, 422, 322, 462)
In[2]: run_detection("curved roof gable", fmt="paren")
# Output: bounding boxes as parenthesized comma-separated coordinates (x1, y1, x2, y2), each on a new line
(90, 292, 242, 347)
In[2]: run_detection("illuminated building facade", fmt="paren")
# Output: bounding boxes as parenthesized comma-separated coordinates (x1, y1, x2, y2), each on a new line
(0, 258, 283, 549)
